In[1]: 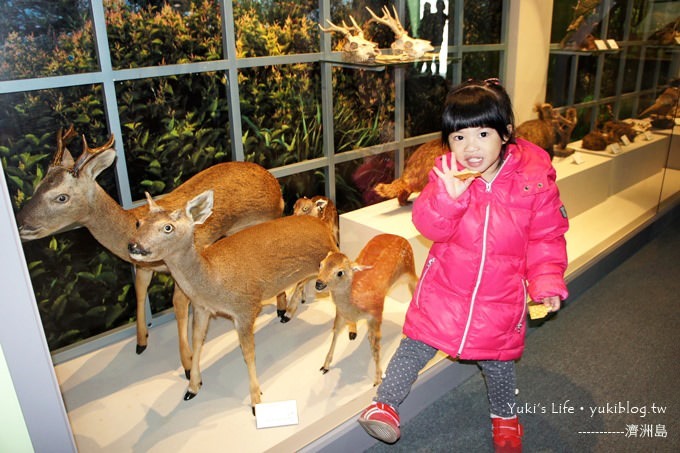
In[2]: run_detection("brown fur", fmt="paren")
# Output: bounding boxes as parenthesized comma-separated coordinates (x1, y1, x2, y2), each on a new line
(374, 139, 447, 205)
(315, 234, 418, 386)
(129, 194, 338, 409)
(16, 134, 283, 372)
(293, 195, 339, 245)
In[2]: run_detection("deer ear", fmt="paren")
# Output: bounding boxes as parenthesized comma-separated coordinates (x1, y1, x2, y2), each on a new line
(314, 198, 328, 211)
(145, 192, 163, 213)
(187, 190, 213, 225)
(81, 148, 116, 180)
(351, 263, 373, 272)
(56, 149, 76, 169)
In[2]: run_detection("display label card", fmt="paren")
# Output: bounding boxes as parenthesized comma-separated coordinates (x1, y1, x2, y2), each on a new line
(608, 143, 622, 154)
(571, 152, 586, 165)
(620, 134, 631, 146)
(644, 131, 653, 140)
(594, 40, 608, 50)
(255, 400, 299, 429)
(606, 39, 619, 49)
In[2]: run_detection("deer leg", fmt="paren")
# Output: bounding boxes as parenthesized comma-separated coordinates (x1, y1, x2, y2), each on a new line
(281, 279, 307, 323)
(171, 286, 192, 377)
(276, 292, 287, 320)
(234, 315, 262, 413)
(348, 321, 358, 340)
(184, 306, 210, 401)
(321, 313, 344, 374)
(134, 267, 154, 354)
(367, 318, 383, 386)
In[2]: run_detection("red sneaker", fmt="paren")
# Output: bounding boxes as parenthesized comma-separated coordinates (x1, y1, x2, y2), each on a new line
(357, 402, 401, 444)
(492, 416, 524, 453)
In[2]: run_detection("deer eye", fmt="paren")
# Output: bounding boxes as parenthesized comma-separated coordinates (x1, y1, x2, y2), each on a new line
(55, 194, 69, 203)
(163, 224, 174, 233)
(135, 220, 140, 229)
(336, 270, 344, 278)
(303, 206, 310, 213)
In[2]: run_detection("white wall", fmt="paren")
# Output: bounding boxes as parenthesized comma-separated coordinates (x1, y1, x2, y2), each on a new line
(506, 0, 554, 124)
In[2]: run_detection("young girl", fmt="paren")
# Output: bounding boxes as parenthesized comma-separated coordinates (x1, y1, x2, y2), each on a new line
(358, 79, 569, 452)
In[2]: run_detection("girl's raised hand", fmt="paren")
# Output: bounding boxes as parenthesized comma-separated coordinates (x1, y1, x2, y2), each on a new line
(433, 154, 476, 200)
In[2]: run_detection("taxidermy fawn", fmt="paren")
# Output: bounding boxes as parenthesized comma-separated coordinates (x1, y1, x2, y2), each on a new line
(315, 234, 418, 386)
(16, 126, 284, 375)
(128, 190, 338, 410)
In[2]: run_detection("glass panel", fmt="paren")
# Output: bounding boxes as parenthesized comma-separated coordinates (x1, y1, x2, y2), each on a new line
(404, 68, 449, 137)
(463, 0, 502, 44)
(416, 0, 450, 46)
(234, 0, 319, 57)
(461, 51, 500, 82)
(336, 152, 396, 212)
(239, 63, 321, 168)
(575, 56, 597, 104)
(116, 72, 231, 201)
(0, 0, 97, 81)
(551, 0, 579, 44)
(601, 54, 621, 98)
(621, 47, 641, 93)
(332, 67, 393, 151)
(547, 54, 572, 107)
(0, 86, 138, 351)
(106, 0, 224, 69)
(571, 106, 594, 141)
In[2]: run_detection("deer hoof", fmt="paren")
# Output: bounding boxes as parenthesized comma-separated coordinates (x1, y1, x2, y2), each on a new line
(276, 309, 286, 318)
(136, 344, 147, 355)
(252, 406, 256, 416)
(185, 369, 191, 380)
(279, 314, 291, 323)
(183, 390, 198, 401)
(320, 366, 329, 374)
(349, 332, 357, 340)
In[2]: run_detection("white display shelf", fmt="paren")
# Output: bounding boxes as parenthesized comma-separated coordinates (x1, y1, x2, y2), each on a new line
(53, 135, 679, 452)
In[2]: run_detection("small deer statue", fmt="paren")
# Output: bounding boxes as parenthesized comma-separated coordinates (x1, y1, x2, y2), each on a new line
(128, 191, 338, 411)
(15, 126, 284, 375)
(293, 195, 339, 246)
(315, 234, 418, 386)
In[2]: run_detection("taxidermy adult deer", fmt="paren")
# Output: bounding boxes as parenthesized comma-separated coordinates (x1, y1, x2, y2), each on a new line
(374, 138, 447, 205)
(128, 191, 338, 409)
(366, 5, 434, 59)
(315, 234, 418, 386)
(319, 16, 381, 63)
(15, 126, 284, 375)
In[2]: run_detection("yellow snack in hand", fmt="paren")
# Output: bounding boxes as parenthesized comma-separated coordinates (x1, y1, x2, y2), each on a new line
(528, 301, 550, 319)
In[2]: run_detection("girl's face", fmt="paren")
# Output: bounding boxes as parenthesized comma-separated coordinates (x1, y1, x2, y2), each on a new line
(447, 126, 508, 180)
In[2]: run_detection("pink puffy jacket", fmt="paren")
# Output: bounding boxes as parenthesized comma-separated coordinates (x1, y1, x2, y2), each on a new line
(403, 138, 569, 361)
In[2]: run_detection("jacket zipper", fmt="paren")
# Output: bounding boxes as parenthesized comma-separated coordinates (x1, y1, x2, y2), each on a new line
(455, 157, 509, 358)
(517, 280, 528, 332)
(415, 257, 435, 308)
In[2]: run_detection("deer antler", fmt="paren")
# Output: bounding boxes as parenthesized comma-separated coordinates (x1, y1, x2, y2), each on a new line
(52, 125, 78, 167)
(366, 5, 407, 38)
(71, 133, 115, 176)
(319, 19, 354, 38)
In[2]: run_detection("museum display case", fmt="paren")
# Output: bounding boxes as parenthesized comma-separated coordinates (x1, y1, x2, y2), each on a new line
(0, 0, 678, 451)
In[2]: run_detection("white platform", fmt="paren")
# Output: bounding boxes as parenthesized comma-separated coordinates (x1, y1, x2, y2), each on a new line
(53, 132, 679, 452)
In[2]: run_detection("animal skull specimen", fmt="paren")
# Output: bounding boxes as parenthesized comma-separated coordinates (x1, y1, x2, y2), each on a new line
(366, 5, 434, 59)
(319, 17, 381, 63)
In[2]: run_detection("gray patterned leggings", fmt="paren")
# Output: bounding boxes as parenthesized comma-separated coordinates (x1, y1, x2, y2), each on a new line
(375, 336, 517, 418)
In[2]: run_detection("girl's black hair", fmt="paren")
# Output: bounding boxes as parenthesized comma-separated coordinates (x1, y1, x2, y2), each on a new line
(441, 79, 516, 158)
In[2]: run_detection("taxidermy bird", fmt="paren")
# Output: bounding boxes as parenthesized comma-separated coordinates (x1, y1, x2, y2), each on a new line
(639, 84, 680, 118)
(560, 0, 602, 49)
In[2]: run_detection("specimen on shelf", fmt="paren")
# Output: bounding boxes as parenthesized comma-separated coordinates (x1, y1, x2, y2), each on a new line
(516, 104, 578, 159)
(366, 5, 435, 59)
(319, 16, 381, 62)
(315, 234, 418, 386)
(15, 126, 284, 374)
(129, 193, 338, 411)
(559, 0, 602, 50)
(374, 138, 447, 205)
